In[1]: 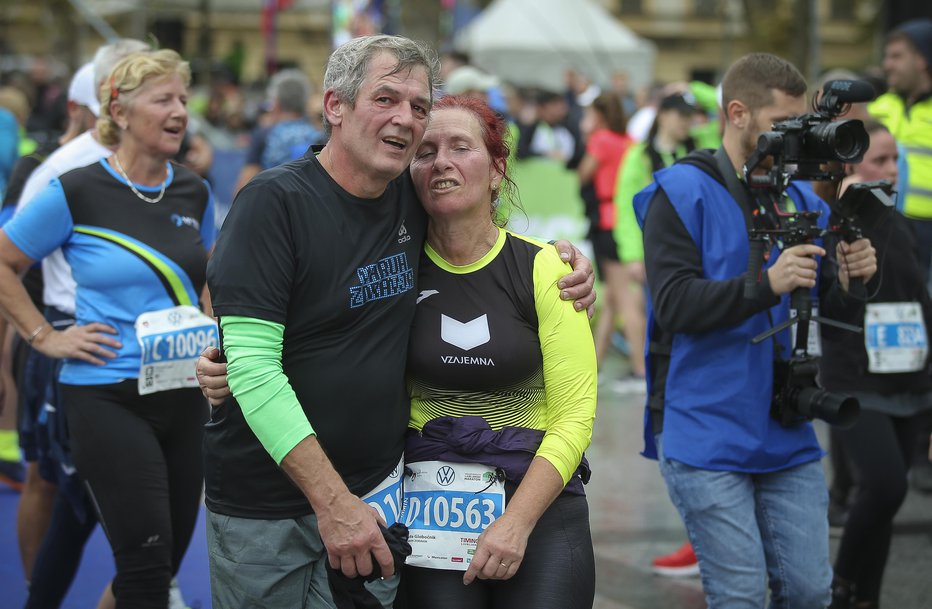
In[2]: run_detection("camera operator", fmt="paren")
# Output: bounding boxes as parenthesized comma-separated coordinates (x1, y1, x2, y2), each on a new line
(633, 53, 877, 608)
(822, 120, 932, 609)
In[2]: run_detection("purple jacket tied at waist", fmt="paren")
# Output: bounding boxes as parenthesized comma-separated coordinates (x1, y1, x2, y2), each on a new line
(404, 416, 590, 496)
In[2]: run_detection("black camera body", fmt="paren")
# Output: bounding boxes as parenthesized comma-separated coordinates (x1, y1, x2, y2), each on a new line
(745, 79, 875, 189)
(752, 114, 868, 184)
(771, 356, 859, 428)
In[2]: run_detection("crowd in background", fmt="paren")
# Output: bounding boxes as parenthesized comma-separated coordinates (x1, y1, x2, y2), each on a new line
(0, 20, 930, 609)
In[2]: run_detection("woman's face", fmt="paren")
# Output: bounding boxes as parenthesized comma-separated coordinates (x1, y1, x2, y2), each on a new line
(658, 108, 693, 143)
(119, 72, 188, 159)
(851, 129, 898, 186)
(580, 105, 603, 138)
(410, 108, 503, 221)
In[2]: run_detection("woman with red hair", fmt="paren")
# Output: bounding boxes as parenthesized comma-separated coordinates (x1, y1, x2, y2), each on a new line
(401, 95, 597, 609)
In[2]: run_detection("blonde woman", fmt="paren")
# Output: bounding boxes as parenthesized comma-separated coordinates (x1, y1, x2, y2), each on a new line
(0, 49, 215, 608)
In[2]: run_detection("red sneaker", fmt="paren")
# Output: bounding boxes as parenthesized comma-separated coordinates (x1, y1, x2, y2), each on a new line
(651, 542, 699, 577)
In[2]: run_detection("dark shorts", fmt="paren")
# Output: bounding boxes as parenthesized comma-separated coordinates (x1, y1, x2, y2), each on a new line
(16, 308, 74, 485)
(589, 229, 620, 278)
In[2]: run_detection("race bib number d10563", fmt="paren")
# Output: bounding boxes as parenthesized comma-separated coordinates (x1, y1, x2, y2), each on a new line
(135, 305, 218, 395)
(401, 460, 505, 571)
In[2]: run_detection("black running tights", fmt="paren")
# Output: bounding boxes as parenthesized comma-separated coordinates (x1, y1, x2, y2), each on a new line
(833, 409, 922, 605)
(62, 381, 206, 609)
(403, 493, 595, 609)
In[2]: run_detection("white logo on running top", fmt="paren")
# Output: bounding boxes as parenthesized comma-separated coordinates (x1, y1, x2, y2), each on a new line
(398, 222, 411, 244)
(441, 314, 490, 351)
(417, 290, 439, 304)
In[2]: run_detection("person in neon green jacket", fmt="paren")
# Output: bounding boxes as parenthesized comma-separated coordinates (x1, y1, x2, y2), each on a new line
(611, 94, 701, 379)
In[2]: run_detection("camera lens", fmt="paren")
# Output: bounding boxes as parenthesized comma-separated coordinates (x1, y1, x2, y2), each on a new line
(795, 386, 860, 428)
(832, 121, 866, 160)
(806, 119, 868, 163)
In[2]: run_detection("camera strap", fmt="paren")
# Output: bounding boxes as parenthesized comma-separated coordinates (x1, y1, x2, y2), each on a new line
(713, 148, 786, 362)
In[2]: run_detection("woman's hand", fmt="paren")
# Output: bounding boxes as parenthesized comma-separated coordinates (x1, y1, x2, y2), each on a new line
(836, 238, 877, 292)
(462, 512, 533, 585)
(196, 346, 230, 406)
(32, 323, 121, 365)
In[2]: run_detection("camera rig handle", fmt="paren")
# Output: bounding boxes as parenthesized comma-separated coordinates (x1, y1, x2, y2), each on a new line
(745, 220, 863, 349)
(751, 286, 862, 351)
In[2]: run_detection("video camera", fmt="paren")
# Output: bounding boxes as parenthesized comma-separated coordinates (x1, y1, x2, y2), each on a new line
(741, 79, 893, 430)
(744, 79, 876, 189)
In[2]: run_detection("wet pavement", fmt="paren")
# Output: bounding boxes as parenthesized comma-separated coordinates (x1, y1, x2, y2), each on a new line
(587, 352, 932, 609)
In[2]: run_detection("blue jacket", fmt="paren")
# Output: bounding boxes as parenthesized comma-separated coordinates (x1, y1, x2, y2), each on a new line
(634, 161, 827, 472)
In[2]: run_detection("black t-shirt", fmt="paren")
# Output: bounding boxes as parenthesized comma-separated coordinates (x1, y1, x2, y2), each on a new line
(205, 152, 427, 519)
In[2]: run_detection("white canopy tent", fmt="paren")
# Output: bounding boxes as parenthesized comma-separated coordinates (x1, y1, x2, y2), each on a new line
(454, 0, 655, 92)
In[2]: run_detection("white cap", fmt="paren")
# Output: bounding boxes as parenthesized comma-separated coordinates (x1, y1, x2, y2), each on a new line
(445, 66, 499, 96)
(68, 62, 100, 117)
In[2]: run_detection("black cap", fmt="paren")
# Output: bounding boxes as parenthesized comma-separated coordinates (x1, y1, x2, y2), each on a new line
(659, 92, 700, 114)
(892, 18, 932, 71)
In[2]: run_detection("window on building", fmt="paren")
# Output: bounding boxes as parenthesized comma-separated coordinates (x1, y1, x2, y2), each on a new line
(620, 0, 643, 14)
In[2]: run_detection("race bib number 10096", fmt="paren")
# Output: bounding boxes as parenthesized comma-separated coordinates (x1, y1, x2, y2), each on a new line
(135, 305, 218, 395)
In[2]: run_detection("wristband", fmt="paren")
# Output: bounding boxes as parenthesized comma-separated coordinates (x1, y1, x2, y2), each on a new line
(26, 322, 49, 345)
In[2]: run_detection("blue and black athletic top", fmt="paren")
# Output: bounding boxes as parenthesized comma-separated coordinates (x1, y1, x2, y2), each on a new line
(4, 158, 215, 385)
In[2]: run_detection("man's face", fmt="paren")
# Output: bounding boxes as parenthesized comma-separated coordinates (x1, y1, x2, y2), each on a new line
(743, 89, 808, 168)
(333, 51, 431, 186)
(883, 39, 924, 96)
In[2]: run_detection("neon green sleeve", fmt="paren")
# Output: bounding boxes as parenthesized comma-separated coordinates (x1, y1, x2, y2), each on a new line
(532, 246, 598, 485)
(613, 143, 649, 263)
(220, 315, 314, 464)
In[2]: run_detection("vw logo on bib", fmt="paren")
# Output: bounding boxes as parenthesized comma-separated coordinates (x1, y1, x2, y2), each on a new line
(436, 466, 455, 486)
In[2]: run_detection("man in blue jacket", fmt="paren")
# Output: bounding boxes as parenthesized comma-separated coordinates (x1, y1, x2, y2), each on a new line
(634, 53, 877, 608)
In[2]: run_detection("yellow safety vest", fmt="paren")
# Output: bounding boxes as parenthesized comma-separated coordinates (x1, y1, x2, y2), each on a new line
(869, 93, 932, 219)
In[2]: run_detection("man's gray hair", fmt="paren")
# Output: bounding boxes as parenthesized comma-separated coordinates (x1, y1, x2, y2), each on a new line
(322, 35, 440, 135)
(267, 68, 312, 115)
(93, 38, 150, 97)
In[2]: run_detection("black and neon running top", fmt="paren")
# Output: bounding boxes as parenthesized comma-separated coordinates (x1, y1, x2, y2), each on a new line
(407, 228, 597, 485)
(3, 159, 215, 385)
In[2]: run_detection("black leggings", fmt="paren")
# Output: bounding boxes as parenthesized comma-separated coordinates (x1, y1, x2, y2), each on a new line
(403, 493, 595, 609)
(833, 409, 923, 604)
(63, 381, 206, 609)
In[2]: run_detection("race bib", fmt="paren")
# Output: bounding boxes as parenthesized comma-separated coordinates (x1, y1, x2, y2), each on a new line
(865, 302, 928, 373)
(789, 306, 822, 356)
(360, 455, 404, 527)
(135, 305, 218, 395)
(400, 460, 505, 571)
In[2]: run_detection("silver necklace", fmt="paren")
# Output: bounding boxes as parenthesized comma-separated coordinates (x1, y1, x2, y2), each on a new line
(112, 154, 167, 204)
